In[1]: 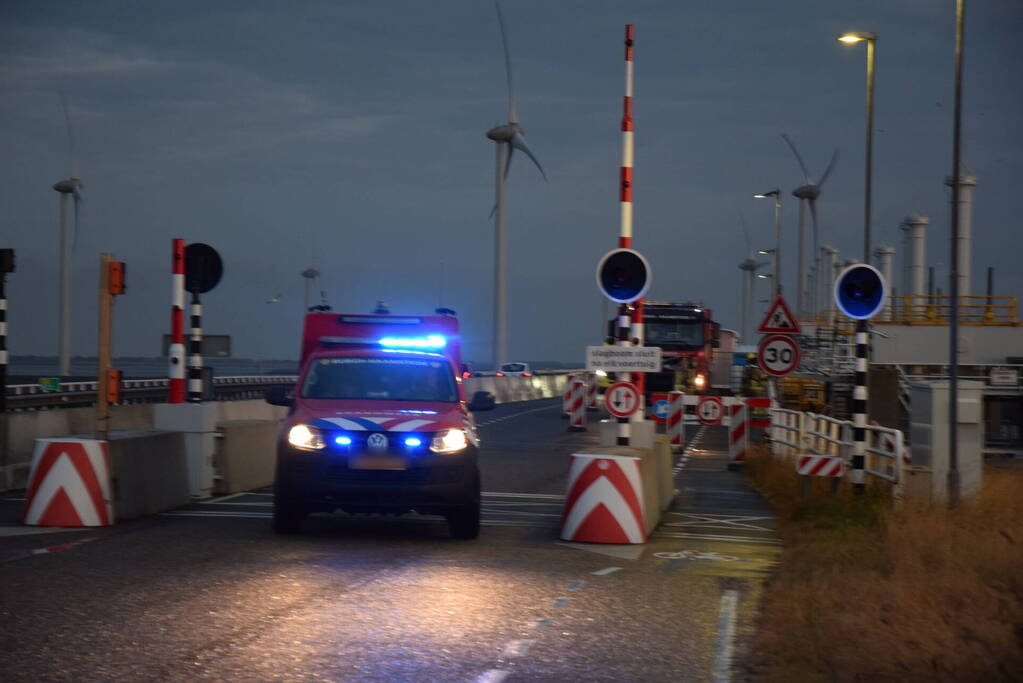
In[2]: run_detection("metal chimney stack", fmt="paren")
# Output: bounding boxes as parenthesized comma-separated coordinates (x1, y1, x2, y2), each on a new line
(874, 244, 895, 319)
(944, 174, 977, 299)
(821, 245, 838, 315)
(900, 215, 929, 308)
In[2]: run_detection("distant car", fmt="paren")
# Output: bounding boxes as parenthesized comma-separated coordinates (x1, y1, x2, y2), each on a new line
(496, 362, 533, 378)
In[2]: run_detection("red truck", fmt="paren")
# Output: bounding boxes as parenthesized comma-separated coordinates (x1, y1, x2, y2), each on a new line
(266, 311, 482, 538)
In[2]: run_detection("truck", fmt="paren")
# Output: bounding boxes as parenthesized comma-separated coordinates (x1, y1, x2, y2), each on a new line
(607, 302, 724, 396)
(265, 310, 482, 538)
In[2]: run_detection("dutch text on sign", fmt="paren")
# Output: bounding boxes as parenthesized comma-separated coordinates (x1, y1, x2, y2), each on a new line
(586, 346, 662, 372)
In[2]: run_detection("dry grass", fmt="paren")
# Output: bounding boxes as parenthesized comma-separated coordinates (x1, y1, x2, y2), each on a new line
(743, 446, 1023, 682)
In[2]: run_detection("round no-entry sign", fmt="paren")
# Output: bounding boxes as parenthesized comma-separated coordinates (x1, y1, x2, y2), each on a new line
(605, 381, 641, 418)
(696, 395, 724, 425)
(757, 334, 801, 377)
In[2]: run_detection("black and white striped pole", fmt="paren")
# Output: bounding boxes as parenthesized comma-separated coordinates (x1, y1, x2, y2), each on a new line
(187, 291, 203, 402)
(834, 263, 887, 494)
(1, 249, 13, 489)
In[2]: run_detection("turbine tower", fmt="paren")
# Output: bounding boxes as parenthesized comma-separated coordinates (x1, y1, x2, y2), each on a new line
(52, 92, 83, 377)
(781, 134, 837, 320)
(486, 0, 546, 368)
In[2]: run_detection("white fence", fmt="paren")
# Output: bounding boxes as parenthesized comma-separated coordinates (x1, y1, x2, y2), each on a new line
(770, 408, 906, 490)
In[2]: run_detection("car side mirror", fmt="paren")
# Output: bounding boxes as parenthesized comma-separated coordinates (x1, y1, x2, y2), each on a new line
(468, 390, 495, 411)
(265, 385, 293, 407)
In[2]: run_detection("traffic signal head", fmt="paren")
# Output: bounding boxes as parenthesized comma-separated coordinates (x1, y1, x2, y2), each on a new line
(596, 248, 651, 303)
(834, 263, 887, 320)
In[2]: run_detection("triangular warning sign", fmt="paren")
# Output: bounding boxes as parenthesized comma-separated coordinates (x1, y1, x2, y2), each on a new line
(757, 295, 801, 334)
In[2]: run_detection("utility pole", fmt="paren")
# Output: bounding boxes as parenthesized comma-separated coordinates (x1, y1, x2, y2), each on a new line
(1, 249, 14, 489)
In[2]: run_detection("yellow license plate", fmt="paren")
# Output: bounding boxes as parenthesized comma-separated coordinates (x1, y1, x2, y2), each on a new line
(350, 454, 407, 471)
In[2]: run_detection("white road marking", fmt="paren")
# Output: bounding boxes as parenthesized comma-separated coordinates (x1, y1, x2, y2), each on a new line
(712, 589, 740, 683)
(477, 403, 560, 427)
(651, 530, 782, 546)
(0, 526, 93, 537)
(204, 492, 250, 504)
(483, 492, 564, 500)
(664, 513, 775, 532)
(475, 670, 510, 683)
(591, 566, 622, 575)
(500, 639, 534, 658)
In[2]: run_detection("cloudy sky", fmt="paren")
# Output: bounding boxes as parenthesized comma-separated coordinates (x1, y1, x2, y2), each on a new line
(1, 0, 1020, 366)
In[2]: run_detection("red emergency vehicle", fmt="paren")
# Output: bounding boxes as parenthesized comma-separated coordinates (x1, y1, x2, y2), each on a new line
(266, 311, 481, 538)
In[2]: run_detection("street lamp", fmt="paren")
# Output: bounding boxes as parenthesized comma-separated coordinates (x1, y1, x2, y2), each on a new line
(838, 30, 878, 496)
(837, 31, 877, 261)
(753, 190, 782, 296)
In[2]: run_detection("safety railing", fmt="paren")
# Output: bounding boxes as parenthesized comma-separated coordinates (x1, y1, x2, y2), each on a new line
(768, 407, 905, 490)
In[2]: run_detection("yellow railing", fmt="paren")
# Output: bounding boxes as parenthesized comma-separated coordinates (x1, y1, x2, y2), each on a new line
(807, 295, 1019, 328)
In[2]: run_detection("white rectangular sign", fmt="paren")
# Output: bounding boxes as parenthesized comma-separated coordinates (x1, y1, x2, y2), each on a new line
(586, 345, 662, 372)
(989, 366, 1019, 387)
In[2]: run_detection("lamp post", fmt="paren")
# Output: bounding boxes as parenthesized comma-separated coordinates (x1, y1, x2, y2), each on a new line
(837, 32, 877, 262)
(753, 190, 782, 296)
(838, 30, 877, 495)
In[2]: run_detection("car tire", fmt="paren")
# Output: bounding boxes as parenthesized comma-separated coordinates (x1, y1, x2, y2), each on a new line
(447, 471, 481, 540)
(273, 496, 307, 534)
(273, 460, 307, 534)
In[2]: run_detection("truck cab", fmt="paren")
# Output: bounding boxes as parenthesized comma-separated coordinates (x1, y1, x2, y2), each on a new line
(267, 312, 481, 538)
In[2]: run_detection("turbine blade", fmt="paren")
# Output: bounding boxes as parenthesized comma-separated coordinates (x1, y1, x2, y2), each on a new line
(818, 149, 839, 186)
(780, 133, 810, 182)
(737, 208, 751, 255)
(58, 89, 78, 179)
(503, 141, 515, 181)
(494, 0, 517, 124)
(509, 132, 547, 182)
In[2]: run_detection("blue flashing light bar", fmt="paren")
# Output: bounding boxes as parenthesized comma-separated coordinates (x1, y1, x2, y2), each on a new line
(404, 437, 423, 447)
(335, 436, 353, 446)
(378, 335, 446, 349)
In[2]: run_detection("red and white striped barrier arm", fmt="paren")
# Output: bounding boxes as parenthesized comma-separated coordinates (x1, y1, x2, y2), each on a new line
(796, 454, 844, 477)
(168, 238, 185, 404)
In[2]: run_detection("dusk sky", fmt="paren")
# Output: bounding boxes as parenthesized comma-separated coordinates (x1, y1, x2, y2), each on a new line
(1, 0, 1020, 366)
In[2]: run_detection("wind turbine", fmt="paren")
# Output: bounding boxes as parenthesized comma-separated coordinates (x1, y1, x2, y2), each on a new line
(485, 0, 546, 368)
(52, 91, 83, 377)
(781, 134, 837, 321)
(736, 211, 769, 343)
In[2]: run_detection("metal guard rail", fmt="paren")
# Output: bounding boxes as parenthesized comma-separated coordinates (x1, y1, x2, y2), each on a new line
(770, 407, 905, 488)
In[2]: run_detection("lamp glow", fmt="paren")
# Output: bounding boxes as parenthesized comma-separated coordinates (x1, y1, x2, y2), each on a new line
(335, 435, 352, 446)
(404, 437, 423, 447)
(378, 334, 446, 349)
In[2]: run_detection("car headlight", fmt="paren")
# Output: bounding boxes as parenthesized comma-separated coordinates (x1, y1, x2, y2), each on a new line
(694, 374, 707, 387)
(430, 428, 469, 454)
(287, 424, 325, 450)
(595, 370, 608, 377)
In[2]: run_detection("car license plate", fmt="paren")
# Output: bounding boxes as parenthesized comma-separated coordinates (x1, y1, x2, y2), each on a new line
(350, 454, 407, 470)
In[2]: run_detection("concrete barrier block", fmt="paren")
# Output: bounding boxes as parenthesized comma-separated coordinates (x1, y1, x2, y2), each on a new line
(107, 430, 190, 520)
(215, 420, 281, 494)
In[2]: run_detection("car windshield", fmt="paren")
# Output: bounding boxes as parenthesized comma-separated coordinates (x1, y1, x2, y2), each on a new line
(501, 363, 527, 372)
(301, 356, 457, 402)
(645, 321, 705, 348)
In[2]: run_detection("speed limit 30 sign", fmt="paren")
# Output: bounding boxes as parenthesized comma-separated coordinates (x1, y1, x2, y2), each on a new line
(757, 334, 801, 377)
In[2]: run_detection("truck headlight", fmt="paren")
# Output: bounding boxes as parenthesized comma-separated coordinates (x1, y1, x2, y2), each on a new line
(287, 424, 325, 450)
(694, 374, 707, 388)
(430, 428, 468, 454)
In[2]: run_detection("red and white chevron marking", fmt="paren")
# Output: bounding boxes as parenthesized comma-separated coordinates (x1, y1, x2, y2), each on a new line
(796, 455, 844, 477)
(585, 372, 598, 409)
(728, 403, 747, 462)
(667, 391, 684, 450)
(561, 454, 645, 544)
(22, 439, 113, 527)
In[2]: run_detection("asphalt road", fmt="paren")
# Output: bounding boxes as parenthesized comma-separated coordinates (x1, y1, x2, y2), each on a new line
(0, 398, 779, 682)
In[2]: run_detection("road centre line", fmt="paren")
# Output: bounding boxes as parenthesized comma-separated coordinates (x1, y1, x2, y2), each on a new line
(476, 402, 560, 427)
(591, 566, 622, 575)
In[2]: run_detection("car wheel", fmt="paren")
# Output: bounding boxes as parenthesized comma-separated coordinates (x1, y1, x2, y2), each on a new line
(447, 471, 481, 540)
(273, 462, 308, 534)
(273, 495, 307, 534)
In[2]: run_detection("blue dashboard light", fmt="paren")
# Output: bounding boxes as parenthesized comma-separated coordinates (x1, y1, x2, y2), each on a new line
(378, 334, 446, 349)
(404, 437, 423, 447)
(335, 435, 353, 446)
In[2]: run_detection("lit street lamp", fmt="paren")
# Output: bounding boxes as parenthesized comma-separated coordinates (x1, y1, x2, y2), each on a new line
(753, 190, 782, 296)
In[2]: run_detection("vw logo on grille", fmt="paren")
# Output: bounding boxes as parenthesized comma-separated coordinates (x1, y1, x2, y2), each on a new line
(367, 433, 388, 451)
